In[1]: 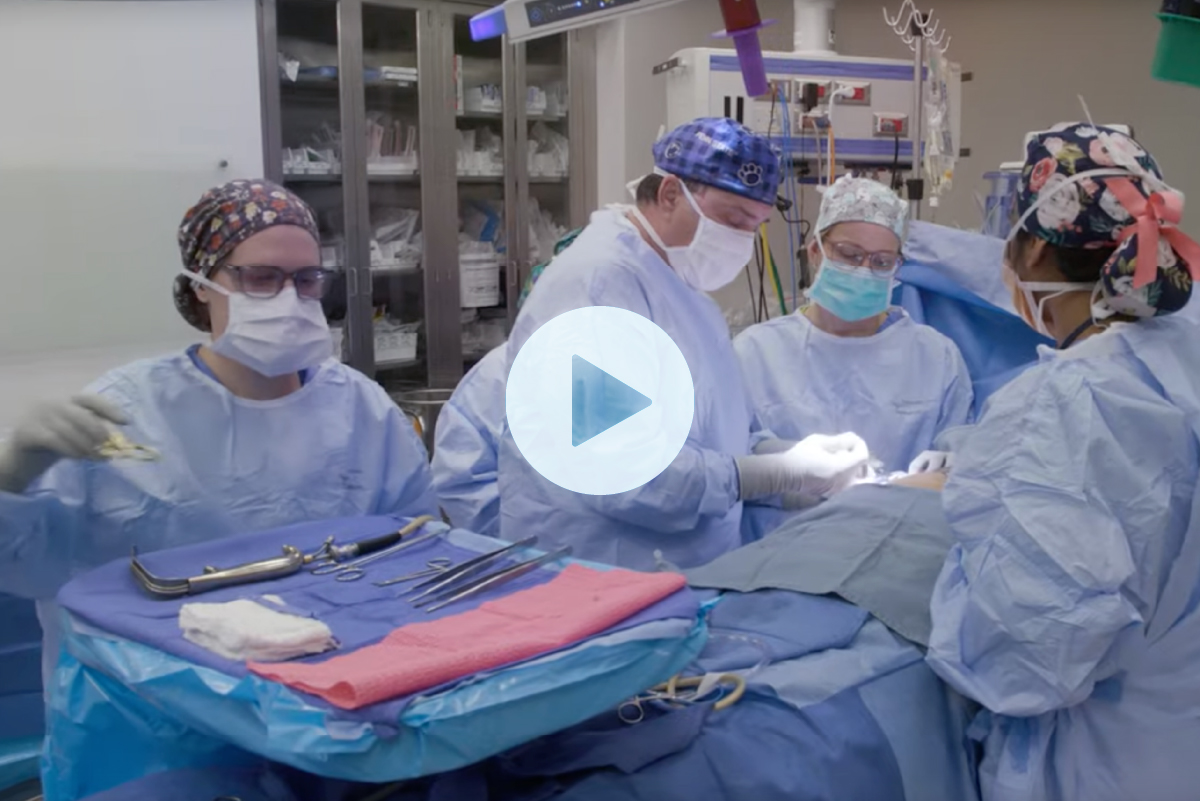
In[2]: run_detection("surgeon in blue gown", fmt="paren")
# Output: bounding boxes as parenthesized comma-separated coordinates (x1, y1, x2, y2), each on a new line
(499, 118, 870, 571)
(736, 176, 973, 473)
(922, 124, 1200, 801)
(735, 176, 973, 540)
(430, 229, 582, 536)
(0, 180, 438, 685)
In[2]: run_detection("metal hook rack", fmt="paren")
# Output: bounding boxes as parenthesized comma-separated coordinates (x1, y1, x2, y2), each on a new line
(883, 0, 951, 53)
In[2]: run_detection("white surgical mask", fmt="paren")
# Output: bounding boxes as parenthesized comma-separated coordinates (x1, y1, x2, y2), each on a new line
(184, 270, 332, 377)
(628, 172, 756, 292)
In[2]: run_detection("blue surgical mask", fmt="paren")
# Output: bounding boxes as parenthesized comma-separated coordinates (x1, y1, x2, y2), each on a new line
(808, 260, 894, 322)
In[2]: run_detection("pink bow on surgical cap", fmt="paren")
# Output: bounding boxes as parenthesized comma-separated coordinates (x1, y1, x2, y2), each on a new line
(1106, 177, 1200, 289)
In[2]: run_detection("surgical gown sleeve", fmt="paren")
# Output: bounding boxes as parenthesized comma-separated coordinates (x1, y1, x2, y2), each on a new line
(430, 351, 505, 536)
(927, 359, 1182, 716)
(373, 395, 440, 519)
(513, 270, 743, 534)
(0, 460, 92, 600)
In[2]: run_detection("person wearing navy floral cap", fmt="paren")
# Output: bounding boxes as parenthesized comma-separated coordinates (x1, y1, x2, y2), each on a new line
(0, 179, 437, 695)
(498, 117, 870, 571)
(923, 123, 1200, 801)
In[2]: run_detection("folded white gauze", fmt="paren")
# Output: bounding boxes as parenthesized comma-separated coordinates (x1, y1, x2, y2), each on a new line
(179, 599, 336, 662)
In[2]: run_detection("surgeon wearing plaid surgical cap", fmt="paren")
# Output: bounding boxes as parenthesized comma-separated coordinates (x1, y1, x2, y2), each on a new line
(919, 123, 1200, 801)
(498, 117, 871, 572)
(0, 179, 437, 691)
(734, 175, 974, 541)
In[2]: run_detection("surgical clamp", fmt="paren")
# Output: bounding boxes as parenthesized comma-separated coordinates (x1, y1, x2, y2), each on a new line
(404, 536, 538, 603)
(421, 546, 572, 613)
(314, 530, 441, 581)
(98, 430, 159, 461)
(308, 516, 435, 574)
(373, 557, 454, 587)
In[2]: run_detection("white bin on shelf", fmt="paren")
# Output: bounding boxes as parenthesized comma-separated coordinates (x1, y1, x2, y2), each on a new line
(459, 251, 501, 308)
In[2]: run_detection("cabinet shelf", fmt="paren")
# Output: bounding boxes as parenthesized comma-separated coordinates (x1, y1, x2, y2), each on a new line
(457, 110, 567, 123)
(284, 173, 420, 184)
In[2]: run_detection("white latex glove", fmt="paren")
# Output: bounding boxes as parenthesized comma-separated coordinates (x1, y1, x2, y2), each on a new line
(908, 450, 954, 475)
(736, 432, 870, 501)
(0, 395, 129, 493)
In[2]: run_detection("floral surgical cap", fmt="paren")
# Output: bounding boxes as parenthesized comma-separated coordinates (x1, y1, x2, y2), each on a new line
(1016, 123, 1200, 318)
(173, 179, 320, 331)
(815, 175, 908, 242)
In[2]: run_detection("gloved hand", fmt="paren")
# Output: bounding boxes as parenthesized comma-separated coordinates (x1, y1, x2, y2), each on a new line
(908, 450, 954, 475)
(736, 432, 870, 502)
(0, 395, 129, 493)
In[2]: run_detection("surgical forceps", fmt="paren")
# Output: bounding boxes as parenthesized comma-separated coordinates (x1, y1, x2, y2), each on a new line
(312, 529, 441, 581)
(421, 546, 572, 613)
(373, 557, 454, 587)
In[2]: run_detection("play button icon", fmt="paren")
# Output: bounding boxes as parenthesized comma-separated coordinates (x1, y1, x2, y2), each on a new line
(572, 355, 652, 446)
(506, 306, 695, 496)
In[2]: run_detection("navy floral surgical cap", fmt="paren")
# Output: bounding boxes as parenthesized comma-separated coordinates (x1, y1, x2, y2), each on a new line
(1016, 123, 1200, 318)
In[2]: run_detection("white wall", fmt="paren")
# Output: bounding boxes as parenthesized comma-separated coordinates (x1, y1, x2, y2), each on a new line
(0, 0, 263, 431)
(593, 0, 1200, 316)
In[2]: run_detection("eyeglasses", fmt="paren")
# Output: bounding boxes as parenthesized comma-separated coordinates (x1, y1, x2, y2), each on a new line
(825, 240, 902, 273)
(222, 265, 336, 300)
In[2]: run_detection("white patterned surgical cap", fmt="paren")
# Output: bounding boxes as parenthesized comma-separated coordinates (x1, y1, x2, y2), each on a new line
(815, 175, 908, 242)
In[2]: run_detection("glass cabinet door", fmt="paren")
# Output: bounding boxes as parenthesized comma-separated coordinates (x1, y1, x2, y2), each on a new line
(353, 2, 426, 385)
(273, 0, 349, 364)
(524, 33, 573, 241)
(504, 34, 574, 329)
(452, 8, 510, 368)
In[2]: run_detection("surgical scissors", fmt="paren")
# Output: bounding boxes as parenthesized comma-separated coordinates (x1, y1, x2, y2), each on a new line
(312, 529, 441, 581)
(373, 558, 454, 587)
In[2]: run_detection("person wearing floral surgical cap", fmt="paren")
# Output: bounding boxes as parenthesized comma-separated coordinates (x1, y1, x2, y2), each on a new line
(0, 179, 437, 701)
(922, 123, 1200, 801)
(734, 175, 974, 541)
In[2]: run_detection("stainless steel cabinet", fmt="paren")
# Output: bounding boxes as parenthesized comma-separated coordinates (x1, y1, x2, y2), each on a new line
(257, 0, 595, 394)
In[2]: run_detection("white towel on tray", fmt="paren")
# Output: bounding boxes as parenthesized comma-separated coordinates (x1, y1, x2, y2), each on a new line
(179, 598, 336, 662)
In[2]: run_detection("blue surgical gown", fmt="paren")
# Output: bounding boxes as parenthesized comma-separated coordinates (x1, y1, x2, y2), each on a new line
(498, 207, 766, 571)
(734, 309, 975, 473)
(431, 346, 506, 537)
(0, 351, 438, 682)
(926, 314, 1200, 801)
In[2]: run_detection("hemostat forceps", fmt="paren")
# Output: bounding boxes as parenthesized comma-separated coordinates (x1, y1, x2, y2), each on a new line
(97, 431, 159, 461)
(373, 558, 454, 587)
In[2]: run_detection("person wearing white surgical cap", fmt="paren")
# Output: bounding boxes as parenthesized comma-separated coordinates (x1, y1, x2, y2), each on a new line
(0, 179, 438, 688)
(922, 123, 1200, 801)
(734, 175, 973, 539)
(498, 117, 869, 571)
